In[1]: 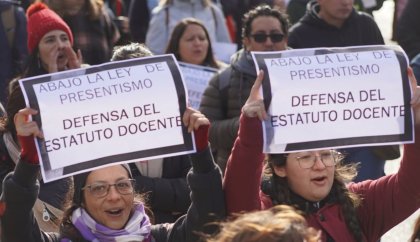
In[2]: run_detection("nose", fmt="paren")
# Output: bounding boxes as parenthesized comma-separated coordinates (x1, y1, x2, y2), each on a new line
(57, 39, 66, 49)
(312, 155, 326, 169)
(106, 185, 121, 200)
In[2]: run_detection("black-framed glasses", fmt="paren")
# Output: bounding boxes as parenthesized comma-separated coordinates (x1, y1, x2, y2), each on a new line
(251, 33, 285, 43)
(295, 150, 339, 169)
(82, 179, 135, 198)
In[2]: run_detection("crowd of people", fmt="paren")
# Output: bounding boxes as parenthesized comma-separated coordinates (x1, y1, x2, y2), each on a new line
(0, 0, 419, 241)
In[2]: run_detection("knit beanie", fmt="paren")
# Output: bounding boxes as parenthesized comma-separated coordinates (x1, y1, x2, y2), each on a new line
(26, 2, 73, 54)
(73, 164, 133, 206)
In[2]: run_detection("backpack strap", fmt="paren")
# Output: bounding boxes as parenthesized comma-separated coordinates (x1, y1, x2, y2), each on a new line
(209, 4, 217, 29)
(1, 4, 16, 48)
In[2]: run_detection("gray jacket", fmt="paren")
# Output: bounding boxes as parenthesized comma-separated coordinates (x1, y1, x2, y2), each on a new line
(145, 0, 231, 54)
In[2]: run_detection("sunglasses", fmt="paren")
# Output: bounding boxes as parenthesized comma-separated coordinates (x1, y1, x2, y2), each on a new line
(251, 33, 285, 43)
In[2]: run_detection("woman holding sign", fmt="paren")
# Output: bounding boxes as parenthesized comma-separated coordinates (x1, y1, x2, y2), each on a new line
(0, 106, 224, 241)
(223, 69, 420, 242)
(0, 2, 83, 233)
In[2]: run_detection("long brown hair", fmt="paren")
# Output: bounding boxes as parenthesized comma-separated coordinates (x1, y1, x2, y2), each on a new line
(263, 152, 364, 241)
(165, 18, 220, 68)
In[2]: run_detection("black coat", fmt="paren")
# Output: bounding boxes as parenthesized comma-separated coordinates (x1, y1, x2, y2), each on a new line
(288, 1, 384, 49)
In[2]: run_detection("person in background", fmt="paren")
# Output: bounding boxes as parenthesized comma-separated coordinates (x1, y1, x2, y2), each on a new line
(223, 69, 420, 241)
(206, 205, 320, 242)
(1, 105, 225, 241)
(0, 0, 27, 105)
(0, 2, 82, 232)
(287, 0, 391, 183)
(396, 0, 420, 61)
(38, 0, 120, 65)
(111, 42, 198, 224)
(128, 0, 158, 44)
(104, 0, 132, 45)
(146, 0, 230, 55)
(165, 18, 226, 69)
(199, 5, 288, 174)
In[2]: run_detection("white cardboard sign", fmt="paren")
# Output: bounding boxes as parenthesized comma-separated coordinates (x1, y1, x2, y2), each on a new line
(19, 55, 195, 182)
(251, 45, 414, 153)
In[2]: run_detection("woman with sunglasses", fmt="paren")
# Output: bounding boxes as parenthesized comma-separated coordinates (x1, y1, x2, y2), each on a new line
(223, 69, 420, 242)
(199, 5, 289, 175)
(1, 107, 225, 241)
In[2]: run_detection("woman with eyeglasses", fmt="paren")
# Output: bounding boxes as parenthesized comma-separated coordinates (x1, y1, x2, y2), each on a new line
(223, 69, 420, 242)
(1, 106, 225, 241)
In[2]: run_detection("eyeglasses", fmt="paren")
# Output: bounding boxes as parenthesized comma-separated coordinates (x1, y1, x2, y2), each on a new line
(251, 33, 285, 43)
(82, 179, 135, 198)
(295, 150, 338, 169)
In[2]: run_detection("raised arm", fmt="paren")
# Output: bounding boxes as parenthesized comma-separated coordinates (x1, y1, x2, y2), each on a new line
(350, 68, 420, 242)
(160, 107, 225, 242)
(223, 70, 267, 215)
(1, 108, 58, 241)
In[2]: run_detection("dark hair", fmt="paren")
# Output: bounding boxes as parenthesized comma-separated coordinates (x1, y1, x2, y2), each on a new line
(165, 18, 219, 68)
(207, 205, 320, 242)
(242, 4, 289, 40)
(111, 42, 153, 61)
(263, 152, 364, 242)
(0, 49, 47, 140)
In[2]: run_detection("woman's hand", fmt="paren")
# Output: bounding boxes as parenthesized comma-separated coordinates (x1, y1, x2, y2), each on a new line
(183, 107, 210, 133)
(183, 107, 210, 152)
(14, 108, 43, 138)
(242, 70, 267, 120)
(409, 68, 420, 125)
(65, 46, 83, 70)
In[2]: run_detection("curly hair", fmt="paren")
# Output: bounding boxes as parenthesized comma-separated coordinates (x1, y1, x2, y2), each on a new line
(206, 205, 320, 242)
(241, 4, 289, 40)
(263, 152, 364, 242)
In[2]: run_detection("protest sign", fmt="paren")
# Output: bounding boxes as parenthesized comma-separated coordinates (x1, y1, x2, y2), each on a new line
(251, 45, 413, 153)
(179, 62, 217, 109)
(19, 55, 194, 182)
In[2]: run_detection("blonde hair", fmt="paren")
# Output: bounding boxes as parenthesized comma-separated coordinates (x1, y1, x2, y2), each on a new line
(207, 205, 320, 242)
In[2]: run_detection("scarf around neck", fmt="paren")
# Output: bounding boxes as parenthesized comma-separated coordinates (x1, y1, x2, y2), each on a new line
(66, 203, 152, 242)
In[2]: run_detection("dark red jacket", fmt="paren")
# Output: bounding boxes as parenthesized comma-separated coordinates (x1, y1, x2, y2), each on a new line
(224, 114, 420, 242)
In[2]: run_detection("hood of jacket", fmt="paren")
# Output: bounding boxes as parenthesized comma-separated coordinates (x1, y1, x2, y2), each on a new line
(230, 49, 258, 77)
(300, 0, 357, 30)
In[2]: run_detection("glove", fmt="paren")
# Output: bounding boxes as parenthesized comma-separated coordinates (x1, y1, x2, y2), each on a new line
(18, 135, 39, 164)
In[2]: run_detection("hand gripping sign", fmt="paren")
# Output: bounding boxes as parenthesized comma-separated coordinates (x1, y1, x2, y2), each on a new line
(19, 55, 195, 182)
(251, 45, 414, 153)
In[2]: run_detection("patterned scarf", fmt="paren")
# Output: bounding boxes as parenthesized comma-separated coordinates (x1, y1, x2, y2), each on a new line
(64, 203, 151, 242)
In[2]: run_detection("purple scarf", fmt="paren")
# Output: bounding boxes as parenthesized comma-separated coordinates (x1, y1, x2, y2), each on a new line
(62, 203, 151, 242)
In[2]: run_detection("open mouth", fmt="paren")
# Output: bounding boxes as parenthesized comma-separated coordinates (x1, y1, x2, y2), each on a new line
(311, 176, 327, 183)
(106, 208, 124, 216)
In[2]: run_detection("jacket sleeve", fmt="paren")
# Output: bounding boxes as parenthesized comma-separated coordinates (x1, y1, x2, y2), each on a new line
(1, 160, 59, 242)
(145, 7, 167, 55)
(133, 157, 191, 215)
(349, 127, 420, 242)
(167, 147, 225, 242)
(223, 114, 265, 215)
(396, 0, 420, 60)
(199, 72, 240, 150)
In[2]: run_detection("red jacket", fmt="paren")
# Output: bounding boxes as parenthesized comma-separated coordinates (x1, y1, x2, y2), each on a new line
(224, 114, 420, 242)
